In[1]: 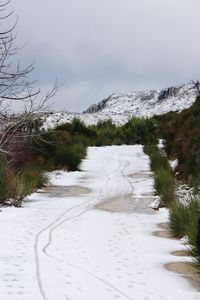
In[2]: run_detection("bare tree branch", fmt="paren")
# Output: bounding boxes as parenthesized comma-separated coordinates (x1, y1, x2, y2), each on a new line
(0, 0, 59, 156)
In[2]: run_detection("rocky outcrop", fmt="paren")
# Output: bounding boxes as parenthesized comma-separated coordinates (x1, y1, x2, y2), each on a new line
(158, 86, 181, 101)
(84, 96, 111, 113)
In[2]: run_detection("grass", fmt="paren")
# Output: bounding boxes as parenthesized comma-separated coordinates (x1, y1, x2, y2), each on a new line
(169, 196, 200, 263)
(169, 202, 190, 238)
(187, 199, 200, 261)
(0, 163, 21, 205)
(143, 144, 175, 207)
(145, 146, 170, 170)
(154, 168, 175, 205)
(19, 164, 48, 196)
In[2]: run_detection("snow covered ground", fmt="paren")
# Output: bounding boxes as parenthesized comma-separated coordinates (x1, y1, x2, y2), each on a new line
(0, 145, 199, 300)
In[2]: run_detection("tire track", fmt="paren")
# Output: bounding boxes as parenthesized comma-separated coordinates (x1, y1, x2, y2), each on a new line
(34, 202, 85, 300)
(119, 155, 170, 300)
(42, 152, 134, 300)
(44, 253, 133, 300)
(120, 157, 134, 195)
(118, 156, 137, 213)
(42, 151, 122, 255)
(34, 149, 122, 300)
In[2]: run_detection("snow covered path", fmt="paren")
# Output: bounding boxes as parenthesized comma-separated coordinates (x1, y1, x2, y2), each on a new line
(0, 145, 199, 300)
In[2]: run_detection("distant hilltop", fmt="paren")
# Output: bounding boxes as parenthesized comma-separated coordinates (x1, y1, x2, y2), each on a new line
(84, 82, 197, 115)
(42, 82, 198, 129)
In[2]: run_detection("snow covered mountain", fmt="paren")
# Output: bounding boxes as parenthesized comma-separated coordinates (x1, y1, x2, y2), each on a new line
(84, 83, 197, 116)
(43, 83, 198, 129)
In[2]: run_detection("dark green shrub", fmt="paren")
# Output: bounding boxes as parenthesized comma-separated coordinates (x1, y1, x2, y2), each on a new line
(55, 144, 86, 171)
(121, 117, 157, 144)
(93, 120, 118, 146)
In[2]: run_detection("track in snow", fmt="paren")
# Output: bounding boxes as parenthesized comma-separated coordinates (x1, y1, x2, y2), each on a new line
(0, 146, 199, 300)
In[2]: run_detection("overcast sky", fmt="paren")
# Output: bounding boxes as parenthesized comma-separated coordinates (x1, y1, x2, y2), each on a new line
(11, 0, 200, 112)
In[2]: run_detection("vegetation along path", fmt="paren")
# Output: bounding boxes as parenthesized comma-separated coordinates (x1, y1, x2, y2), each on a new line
(0, 146, 199, 300)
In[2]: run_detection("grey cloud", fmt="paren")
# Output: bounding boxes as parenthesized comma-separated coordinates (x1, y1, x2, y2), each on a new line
(10, 0, 200, 111)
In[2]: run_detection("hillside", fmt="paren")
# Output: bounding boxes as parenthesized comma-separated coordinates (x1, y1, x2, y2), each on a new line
(155, 96, 200, 185)
(85, 82, 197, 116)
(43, 83, 198, 129)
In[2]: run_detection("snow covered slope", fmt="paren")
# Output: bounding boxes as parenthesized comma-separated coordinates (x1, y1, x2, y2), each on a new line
(85, 83, 197, 116)
(43, 83, 197, 129)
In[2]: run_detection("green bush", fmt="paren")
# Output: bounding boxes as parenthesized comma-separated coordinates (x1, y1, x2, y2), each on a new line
(121, 117, 157, 145)
(54, 144, 86, 171)
(92, 120, 118, 146)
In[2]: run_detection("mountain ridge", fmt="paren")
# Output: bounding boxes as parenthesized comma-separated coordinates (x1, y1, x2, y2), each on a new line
(84, 82, 196, 115)
(43, 82, 198, 129)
